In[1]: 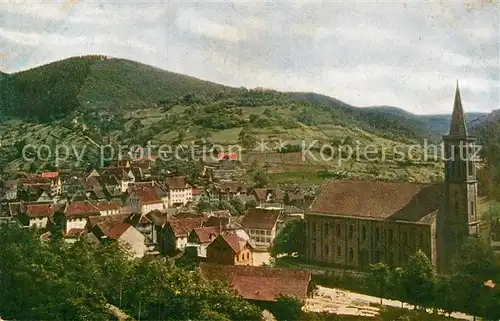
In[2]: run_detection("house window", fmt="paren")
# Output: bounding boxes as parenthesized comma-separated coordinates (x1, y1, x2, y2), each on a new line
(348, 225, 354, 239)
(337, 246, 341, 257)
(336, 224, 341, 238)
(266, 231, 270, 236)
(348, 248, 354, 262)
(247, 253, 250, 260)
(361, 226, 366, 242)
(419, 232, 424, 248)
(324, 244, 329, 257)
(470, 201, 475, 220)
(375, 228, 380, 243)
(324, 223, 329, 236)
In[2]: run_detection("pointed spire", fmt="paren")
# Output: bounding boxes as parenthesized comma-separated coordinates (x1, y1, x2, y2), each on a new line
(449, 81, 468, 136)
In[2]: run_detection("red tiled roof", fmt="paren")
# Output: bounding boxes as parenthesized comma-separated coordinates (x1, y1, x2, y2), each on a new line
(87, 213, 130, 230)
(166, 176, 190, 190)
(192, 188, 201, 195)
(192, 226, 221, 243)
(106, 222, 132, 239)
(253, 188, 267, 201)
(41, 171, 59, 178)
(241, 209, 280, 230)
(168, 217, 204, 237)
(199, 263, 312, 302)
(308, 180, 444, 221)
(217, 152, 239, 161)
(26, 203, 55, 218)
(65, 228, 85, 238)
(218, 233, 247, 253)
(133, 186, 162, 205)
(65, 201, 100, 219)
(95, 202, 121, 212)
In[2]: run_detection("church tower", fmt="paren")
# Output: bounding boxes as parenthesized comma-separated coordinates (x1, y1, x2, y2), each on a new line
(437, 82, 479, 273)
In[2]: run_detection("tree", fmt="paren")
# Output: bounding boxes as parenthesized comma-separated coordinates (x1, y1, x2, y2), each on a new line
(434, 274, 458, 316)
(271, 295, 304, 321)
(400, 251, 435, 310)
(0, 225, 263, 321)
(271, 219, 305, 258)
(245, 199, 257, 209)
(230, 197, 246, 216)
(253, 171, 268, 188)
(367, 262, 391, 305)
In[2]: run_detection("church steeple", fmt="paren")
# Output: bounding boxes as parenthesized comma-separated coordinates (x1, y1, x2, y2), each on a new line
(437, 81, 479, 273)
(449, 81, 468, 137)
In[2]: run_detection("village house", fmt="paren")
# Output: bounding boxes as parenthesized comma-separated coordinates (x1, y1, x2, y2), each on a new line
(284, 186, 305, 208)
(126, 186, 166, 215)
(62, 177, 88, 201)
(95, 201, 122, 216)
(101, 168, 135, 193)
(217, 152, 240, 170)
(206, 233, 254, 266)
(215, 181, 248, 201)
(0, 179, 18, 201)
(199, 263, 314, 303)
(61, 201, 101, 233)
(241, 208, 282, 249)
(165, 176, 192, 206)
(203, 211, 251, 242)
(199, 185, 220, 205)
(99, 222, 147, 258)
(17, 203, 60, 228)
(124, 212, 155, 249)
(64, 228, 86, 244)
(253, 187, 285, 209)
(81, 176, 107, 201)
(85, 213, 131, 232)
(144, 209, 170, 246)
(41, 172, 62, 195)
(160, 217, 205, 255)
(186, 226, 221, 259)
(191, 187, 202, 204)
(305, 85, 481, 274)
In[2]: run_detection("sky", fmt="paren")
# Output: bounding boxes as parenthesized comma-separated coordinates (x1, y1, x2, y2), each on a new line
(1, 0, 499, 115)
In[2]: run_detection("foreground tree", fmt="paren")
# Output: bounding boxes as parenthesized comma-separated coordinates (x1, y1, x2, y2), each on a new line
(270, 219, 305, 258)
(367, 262, 391, 305)
(270, 295, 304, 321)
(400, 250, 435, 310)
(0, 225, 263, 321)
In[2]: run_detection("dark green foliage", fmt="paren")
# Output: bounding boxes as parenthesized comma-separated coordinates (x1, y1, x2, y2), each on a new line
(253, 170, 268, 187)
(0, 225, 262, 321)
(367, 262, 391, 305)
(271, 219, 305, 257)
(399, 251, 435, 310)
(271, 295, 304, 321)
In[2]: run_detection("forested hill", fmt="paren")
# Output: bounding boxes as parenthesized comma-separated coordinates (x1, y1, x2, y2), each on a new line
(1, 55, 438, 141)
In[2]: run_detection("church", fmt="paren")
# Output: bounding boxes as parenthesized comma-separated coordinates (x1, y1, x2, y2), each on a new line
(305, 83, 480, 273)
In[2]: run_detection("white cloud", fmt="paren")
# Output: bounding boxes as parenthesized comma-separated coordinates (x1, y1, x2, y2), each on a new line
(175, 8, 244, 43)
